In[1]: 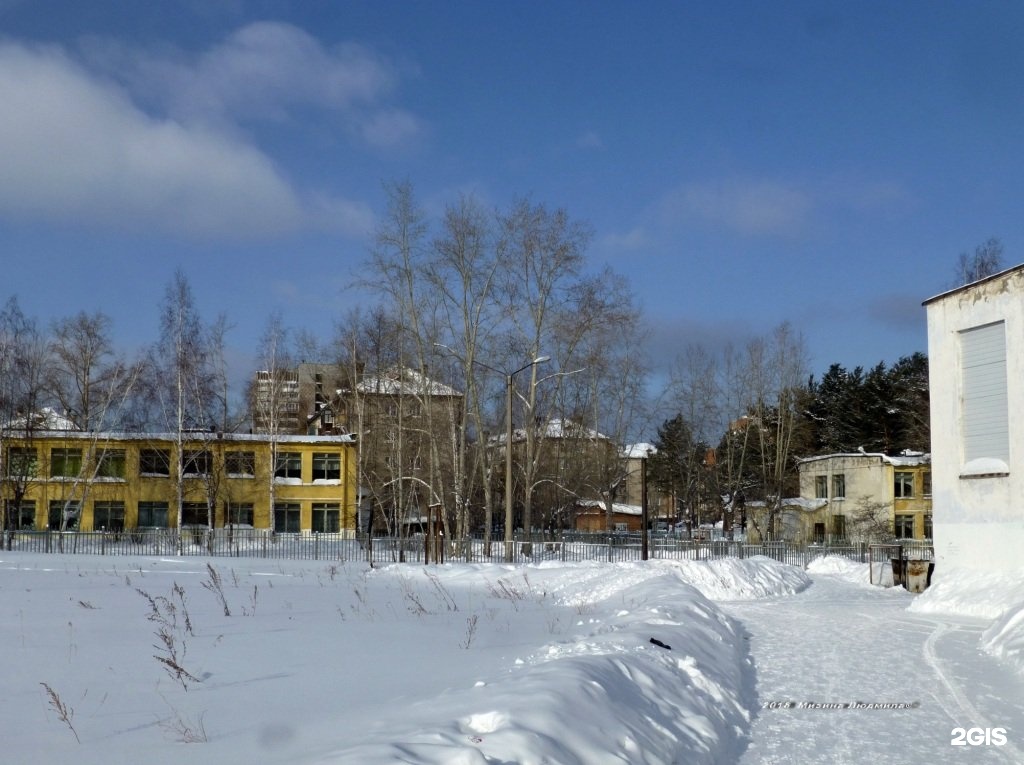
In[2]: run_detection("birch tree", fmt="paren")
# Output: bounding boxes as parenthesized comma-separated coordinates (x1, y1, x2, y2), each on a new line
(496, 199, 591, 541)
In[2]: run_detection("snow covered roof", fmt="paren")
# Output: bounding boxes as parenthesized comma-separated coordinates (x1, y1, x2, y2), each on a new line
(745, 498, 828, 513)
(575, 499, 642, 516)
(623, 442, 657, 459)
(356, 368, 462, 397)
(490, 418, 611, 446)
(2, 407, 80, 432)
(797, 450, 931, 468)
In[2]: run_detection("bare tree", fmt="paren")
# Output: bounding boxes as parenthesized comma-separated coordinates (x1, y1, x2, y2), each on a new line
(149, 271, 218, 535)
(954, 237, 1004, 286)
(496, 199, 592, 542)
(0, 298, 52, 541)
(250, 313, 295, 532)
(740, 323, 811, 541)
(428, 195, 503, 549)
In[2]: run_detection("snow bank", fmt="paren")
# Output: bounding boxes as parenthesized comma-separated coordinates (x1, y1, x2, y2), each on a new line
(659, 556, 810, 601)
(909, 565, 1024, 677)
(314, 558, 804, 764)
(1, 554, 807, 765)
(981, 604, 1024, 678)
(908, 565, 1024, 620)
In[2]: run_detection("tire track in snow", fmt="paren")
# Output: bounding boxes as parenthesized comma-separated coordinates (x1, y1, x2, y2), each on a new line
(922, 620, 1024, 763)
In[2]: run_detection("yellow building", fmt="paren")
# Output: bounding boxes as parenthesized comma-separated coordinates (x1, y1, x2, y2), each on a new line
(1, 430, 358, 534)
(796, 451, 932, 543)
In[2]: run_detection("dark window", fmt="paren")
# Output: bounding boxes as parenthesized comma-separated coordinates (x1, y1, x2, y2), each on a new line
(50, 448, 82, 478)
(182, 502, 209, 526)
(226, 451, 255, 476)
(312, 503, 340, 533)
(5, 500, 36, 530)
(93, 501, 125, 531)
(138, 501, 169, 527)
(894, 514, 915, 539)
(312, 452, 341, 481)
(813, 522, 825, 543)
(139, 449, 170, 476)
(183, 450, 212, 476)
(95, 449, 126, 479)
(831, 514, 846, 540)
(48, 500, 80, 530)
(923, 514, 933, 539)
(894, 472, 914, 498)
(922, 471, 932, 497)
(831, 474, 845, 499)
(5, 447, 37, 477)
(226, 502, 254, 526)
(275, 452, 302, 479)
(814, 475, 827, 499)
(274, 503, 301, 533)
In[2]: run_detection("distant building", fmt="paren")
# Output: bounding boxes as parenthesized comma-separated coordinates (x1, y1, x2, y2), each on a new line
(1, 429, 357, 533)
(795, 452, 932, 543)
(924, 264, 1024, 572)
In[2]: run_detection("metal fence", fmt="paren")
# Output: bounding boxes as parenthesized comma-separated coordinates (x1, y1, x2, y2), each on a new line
(0, 528, 935, 570)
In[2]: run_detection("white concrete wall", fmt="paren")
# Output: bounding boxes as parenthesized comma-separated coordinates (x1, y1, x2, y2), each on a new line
(926, 268, 1024, 572)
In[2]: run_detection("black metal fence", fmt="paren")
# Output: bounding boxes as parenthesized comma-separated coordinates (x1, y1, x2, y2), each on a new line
(0, 528, 934, 569)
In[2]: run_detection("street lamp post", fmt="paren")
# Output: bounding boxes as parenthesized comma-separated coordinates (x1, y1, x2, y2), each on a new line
(504, 356, 550, 562)
(432, 343, 549, 564)
(641, 448, 650, 561)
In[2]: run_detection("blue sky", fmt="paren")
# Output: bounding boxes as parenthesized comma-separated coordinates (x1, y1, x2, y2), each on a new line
(2, 1, 1023, 389)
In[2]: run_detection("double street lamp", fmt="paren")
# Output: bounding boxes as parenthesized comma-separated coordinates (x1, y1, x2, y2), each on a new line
(502, 356, 550, 561)
(434, 344, 549, 562)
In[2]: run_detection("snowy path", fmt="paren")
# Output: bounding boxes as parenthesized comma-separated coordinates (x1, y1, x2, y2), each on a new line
(722, 575, 1024, 764)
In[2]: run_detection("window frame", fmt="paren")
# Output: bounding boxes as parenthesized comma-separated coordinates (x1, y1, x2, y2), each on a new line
(312, 452, 341, 481)
(95, 449, 126, 480)
(894, 513, 915, 539)
(274, 452, 302, 480)
(831, 473, 845, 500)
(139, 448, 171, 477)
(137, 501, 169, 528)
(226, 450, 256, 477)
(93, 501, 126, 531)
(182, 450, 212, 477)
(311, 503, 340, 533)
(48, 500, 80, 530)
(5, 499, 36, 530)
(5, 446, 38, 478)
(50, 448, 83, 478)
(274, 503, 301, 533)
(814, 475, 828, 499)
(181, 502, 209, 527)
(226, 502, 254, 526)
(894, 471, 915, 499)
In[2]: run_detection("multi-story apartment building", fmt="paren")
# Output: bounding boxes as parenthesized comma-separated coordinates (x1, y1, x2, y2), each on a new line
(1, 429, 358, 534)
(795, 451, 932, 543)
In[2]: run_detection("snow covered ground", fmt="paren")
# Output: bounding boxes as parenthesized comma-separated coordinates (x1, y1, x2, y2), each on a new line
(3, 551, 1023, 764)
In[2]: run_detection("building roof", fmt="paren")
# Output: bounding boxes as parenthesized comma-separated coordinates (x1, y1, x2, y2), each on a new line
(2, 407, 80, 432)
(355, 367, 462, 397)
(623, 442, 657, 459)
(922, 261, 1024, 306)
(575, 499, 642, 516)
(797, 450, 930, 468)
(490, 418, 611, 446)
(3, 429, 356, 444)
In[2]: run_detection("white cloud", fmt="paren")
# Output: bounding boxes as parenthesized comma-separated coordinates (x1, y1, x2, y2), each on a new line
(0, 39, 374, 239)
(663, 179, 812, 237)
(81, 21, 421, 146)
